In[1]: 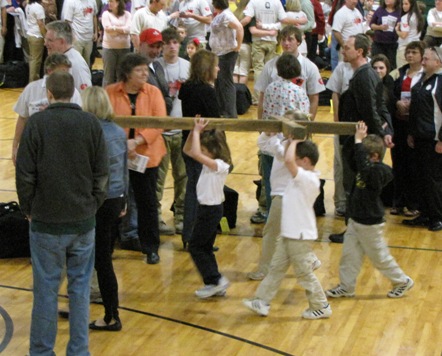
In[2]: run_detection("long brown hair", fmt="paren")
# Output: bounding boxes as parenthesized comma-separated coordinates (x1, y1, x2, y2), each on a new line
(201, 130, 233, 167)
(188, 49, 219, 85)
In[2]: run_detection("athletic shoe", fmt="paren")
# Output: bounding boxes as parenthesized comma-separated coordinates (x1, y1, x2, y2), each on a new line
(195, 276, 230, 299)
(312, 259, 322, 271)
(242, 298, 270, 316)
(250, 211, 267, 224)
(335, 208, 346, 217)
(159, 221, 175, 235)
(247, 271, 266, 281)
(387, 277, 414, 298)
(302, 304, 332, 319)
(326, 285, 355, 298)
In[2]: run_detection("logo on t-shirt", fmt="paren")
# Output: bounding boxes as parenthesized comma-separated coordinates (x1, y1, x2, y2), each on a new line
(83, 6, 94, 16)
(292, 77, 305, 87)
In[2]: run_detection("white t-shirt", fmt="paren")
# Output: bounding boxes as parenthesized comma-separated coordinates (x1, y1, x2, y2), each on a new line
(281, 167, 320, 240)
(63, 0, 98, 42)
(326, 61, 354, 94)
(157, 57, 190, 118)
(332, 5, 364, 41)
(255, 52, 325, 95)
(130, 7, 168, 36)
(257, 133, 292, 196)
(131, 0, 147, 15)
(65, 47, 92, 91)
(179, 0, 212, 43)
(14, 77, 82, 118)
(209, 9, 238, 56)
(243, 0, 287, 42)
(26, 2, 45, 38)
(196, 159, 229, 205)
(398, 13, 421, 50)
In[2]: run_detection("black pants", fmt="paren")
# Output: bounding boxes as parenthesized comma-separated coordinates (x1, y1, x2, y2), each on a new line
(391, 119, 419, 210)
(371, 41, 398, 70)
(414, 138, 442, 222)
(129, 167, 160, 254)
(189, 204, 223, 285)
(95, 196, 125, 323)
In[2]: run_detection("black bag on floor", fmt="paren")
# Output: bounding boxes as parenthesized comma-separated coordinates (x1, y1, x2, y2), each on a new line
(319, 77, 332, 106)
(0, 201, 30, 258)
(235, 83, 252, 115)
(222, 186, 238, 228)
(0, 61, 29, 88)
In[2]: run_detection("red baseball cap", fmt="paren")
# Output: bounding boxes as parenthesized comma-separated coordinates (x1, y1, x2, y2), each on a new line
(139, 28, 163, 45)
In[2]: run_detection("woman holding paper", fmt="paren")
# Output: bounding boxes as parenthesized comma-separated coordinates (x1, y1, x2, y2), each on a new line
(370, 0, 401, 69)
(106, 53, 167, 265)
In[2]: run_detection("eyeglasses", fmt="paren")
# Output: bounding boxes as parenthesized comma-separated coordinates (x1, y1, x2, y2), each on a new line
(430, 47, 442, 62)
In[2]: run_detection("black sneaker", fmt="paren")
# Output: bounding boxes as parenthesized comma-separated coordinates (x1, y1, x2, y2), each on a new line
(329, 232, 345, 243)
(402, 215, 429, 227)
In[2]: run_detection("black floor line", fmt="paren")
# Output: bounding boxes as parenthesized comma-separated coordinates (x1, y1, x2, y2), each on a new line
(0, 285, 294, 356)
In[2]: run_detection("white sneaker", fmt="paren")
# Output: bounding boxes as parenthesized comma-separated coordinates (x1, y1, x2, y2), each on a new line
(243, 298, 270, 316)
(195, 276, 230, 299)
(247, 271, 266, 281)
(387, 277, 414, 298)
(312, 259, 322, 271)
(302, 304, 332, 320)
(326, 285, 355, 298)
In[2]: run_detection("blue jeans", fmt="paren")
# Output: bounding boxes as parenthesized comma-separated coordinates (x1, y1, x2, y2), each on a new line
(30, 228, 95, 356)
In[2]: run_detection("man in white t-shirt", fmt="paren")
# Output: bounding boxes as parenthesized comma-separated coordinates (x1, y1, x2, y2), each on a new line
(131, 0, 179, 52)
(326, 61, 354, 217)
(0, 0, 7, 64)
(44, 21, 92, 92)
(331, 0, 364, 65)
(155, 27, 191, 234)
(241, 0, 306, 102)
(62, 0, 98, 67)
(12, 53, 82, 165)
(178, 0, 212, 45)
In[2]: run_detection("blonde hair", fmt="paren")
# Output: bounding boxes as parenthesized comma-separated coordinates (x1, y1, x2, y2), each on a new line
(81, 86, 115, 120)
(286, 0, 301, 12)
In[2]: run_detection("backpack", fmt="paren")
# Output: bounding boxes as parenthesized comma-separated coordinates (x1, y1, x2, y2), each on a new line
(235, 83, 252, 115)
(0, 202, 30, 258)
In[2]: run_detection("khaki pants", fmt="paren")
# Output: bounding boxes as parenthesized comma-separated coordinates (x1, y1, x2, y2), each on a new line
(28, 36, 45, 82)
(339, 219, 408, 293)
(256, 237, 328, 310)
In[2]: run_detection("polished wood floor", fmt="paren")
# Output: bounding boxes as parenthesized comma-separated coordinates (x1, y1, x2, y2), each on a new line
(1, 71, 441, 356)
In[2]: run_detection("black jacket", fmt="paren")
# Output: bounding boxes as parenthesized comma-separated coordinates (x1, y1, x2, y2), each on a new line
(339, 63, 393, 143)
(348, 143, 393, 225)
(409, 72, 442, 141)
(16, 103, 109, 226)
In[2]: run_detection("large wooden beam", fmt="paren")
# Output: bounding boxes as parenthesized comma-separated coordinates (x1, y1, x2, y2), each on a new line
(113, 116, 357, 138)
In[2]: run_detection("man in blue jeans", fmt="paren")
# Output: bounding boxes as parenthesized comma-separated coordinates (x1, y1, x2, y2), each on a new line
(15, 71, 108, 356)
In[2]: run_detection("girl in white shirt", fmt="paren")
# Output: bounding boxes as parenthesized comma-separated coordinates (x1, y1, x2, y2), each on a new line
(183, 117, 232, 299)
(395, 0, 424, 68)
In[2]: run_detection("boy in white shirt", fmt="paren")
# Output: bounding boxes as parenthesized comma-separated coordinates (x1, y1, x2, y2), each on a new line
(243, 138, 331, 320)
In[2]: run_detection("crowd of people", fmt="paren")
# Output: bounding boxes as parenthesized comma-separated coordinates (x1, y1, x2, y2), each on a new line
(5, 0, 442, 354)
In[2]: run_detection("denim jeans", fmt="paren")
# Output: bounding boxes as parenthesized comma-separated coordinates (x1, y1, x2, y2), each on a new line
(29, 228, 95, 356)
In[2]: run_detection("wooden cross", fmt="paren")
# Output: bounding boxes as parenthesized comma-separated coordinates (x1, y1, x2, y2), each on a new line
(113, 116, 357, 139)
